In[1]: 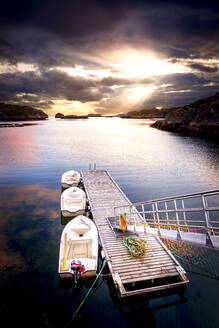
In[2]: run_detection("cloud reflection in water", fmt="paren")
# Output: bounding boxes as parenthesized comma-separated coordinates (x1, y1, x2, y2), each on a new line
(0, 184, 60, 273)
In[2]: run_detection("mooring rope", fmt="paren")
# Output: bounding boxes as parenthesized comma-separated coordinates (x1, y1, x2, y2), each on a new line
(66, 259, 107, 326)
(123, 237, 147, 257)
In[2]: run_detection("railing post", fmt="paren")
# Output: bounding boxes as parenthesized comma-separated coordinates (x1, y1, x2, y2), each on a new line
(154, 202, 161, 237)
(130, 205, 135, 232)
(141, 204, 147, 233)
(164, 201, 170, 229)
(134, 206, 137, 232)
(152, 203, 156, 225)
(202, 195, 214, 247)
(181, 199, 188, 231)
(174, 199, 182, 241)
(202, 195, 212, 230)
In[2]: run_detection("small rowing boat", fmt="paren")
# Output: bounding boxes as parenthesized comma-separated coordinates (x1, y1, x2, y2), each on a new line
(58, 215, 99, 282)
(61, 170, 80, 189)
(61, 187, 86, 217)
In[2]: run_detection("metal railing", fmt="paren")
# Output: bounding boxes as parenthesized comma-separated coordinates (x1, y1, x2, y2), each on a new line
(114, 189, 219, 249)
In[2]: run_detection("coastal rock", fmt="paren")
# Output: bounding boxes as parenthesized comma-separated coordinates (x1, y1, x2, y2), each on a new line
(151, 92, 219, 136)
(55, 113, 65, 118)
(0, 103, 48, 121)
(55, 112, 88, 119)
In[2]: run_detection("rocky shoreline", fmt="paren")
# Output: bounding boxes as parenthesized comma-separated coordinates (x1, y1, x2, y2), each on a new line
(151, 92, 219, 137)
(151, 120, 219, 136)
(0, 123, 38, 128)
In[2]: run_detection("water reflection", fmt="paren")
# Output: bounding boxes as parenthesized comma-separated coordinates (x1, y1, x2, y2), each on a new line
(0, 118, 219, 197)
(0, 185, 60, 272)
(0, 132, 40, 169)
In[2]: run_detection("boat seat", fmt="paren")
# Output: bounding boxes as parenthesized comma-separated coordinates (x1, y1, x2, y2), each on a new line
(67, 238, 95, 259)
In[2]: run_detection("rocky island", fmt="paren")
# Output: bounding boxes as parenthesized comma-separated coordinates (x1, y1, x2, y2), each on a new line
(55, 113, 88, 119)
(151, 92, 219, 136)
(0, 103, 48, 121)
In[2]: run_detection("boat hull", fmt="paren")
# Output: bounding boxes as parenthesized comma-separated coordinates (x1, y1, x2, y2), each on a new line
(58, 215, 98, 280)
(61, 170, 80, 189)
(62, 182, 78, 189)
(61, 186, 86, 217)
(59, 269, 97, 279)
(61, 208, 85, 218)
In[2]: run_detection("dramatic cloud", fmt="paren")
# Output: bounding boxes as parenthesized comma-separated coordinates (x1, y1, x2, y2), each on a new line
(0, 70, 111, 102)
(0, 0, 219, 114)
(188, 64, 218, 73)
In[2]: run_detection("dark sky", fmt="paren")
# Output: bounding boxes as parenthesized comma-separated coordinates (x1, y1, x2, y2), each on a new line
(1, 0, 219, 115)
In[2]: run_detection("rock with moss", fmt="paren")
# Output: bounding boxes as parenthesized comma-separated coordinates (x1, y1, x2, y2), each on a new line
(0, 103, 48, 121)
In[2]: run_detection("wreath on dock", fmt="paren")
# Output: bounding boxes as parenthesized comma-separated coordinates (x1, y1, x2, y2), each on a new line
(123, 237, 147, 257)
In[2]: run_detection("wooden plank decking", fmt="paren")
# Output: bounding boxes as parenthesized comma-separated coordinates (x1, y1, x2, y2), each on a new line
(81, 170, 189, 298)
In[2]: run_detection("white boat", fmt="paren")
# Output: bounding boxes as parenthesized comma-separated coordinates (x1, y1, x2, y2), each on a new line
(61, 187, 86, 217)
(58, 215, 99, 280)
(61, 170, 80, 189)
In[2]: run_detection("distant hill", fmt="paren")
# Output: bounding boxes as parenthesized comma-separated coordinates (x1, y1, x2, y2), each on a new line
(151, 92, 219, 136)
(87, 113, 102, 117)
(120, 108, 170, 119)
(0, 103, 48, 121)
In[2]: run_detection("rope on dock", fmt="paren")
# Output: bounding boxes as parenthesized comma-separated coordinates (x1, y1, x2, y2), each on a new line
(123, 237, 147, 257)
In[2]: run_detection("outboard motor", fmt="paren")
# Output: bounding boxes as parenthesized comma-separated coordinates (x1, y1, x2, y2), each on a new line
(71, 260, 85, 288)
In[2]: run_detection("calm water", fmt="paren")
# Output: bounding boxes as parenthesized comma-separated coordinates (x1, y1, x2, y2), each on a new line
(0, 117, 219, 328)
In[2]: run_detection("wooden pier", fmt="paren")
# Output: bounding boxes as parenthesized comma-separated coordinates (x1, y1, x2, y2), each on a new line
(81, 170, 189, 298)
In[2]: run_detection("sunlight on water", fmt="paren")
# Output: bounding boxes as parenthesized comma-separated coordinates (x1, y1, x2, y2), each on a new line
(1, 118, 219, 197)
(1, 117, 219, 209)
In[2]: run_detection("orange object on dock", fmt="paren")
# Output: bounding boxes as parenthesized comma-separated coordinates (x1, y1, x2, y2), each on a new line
(120, 213, 127, 232)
